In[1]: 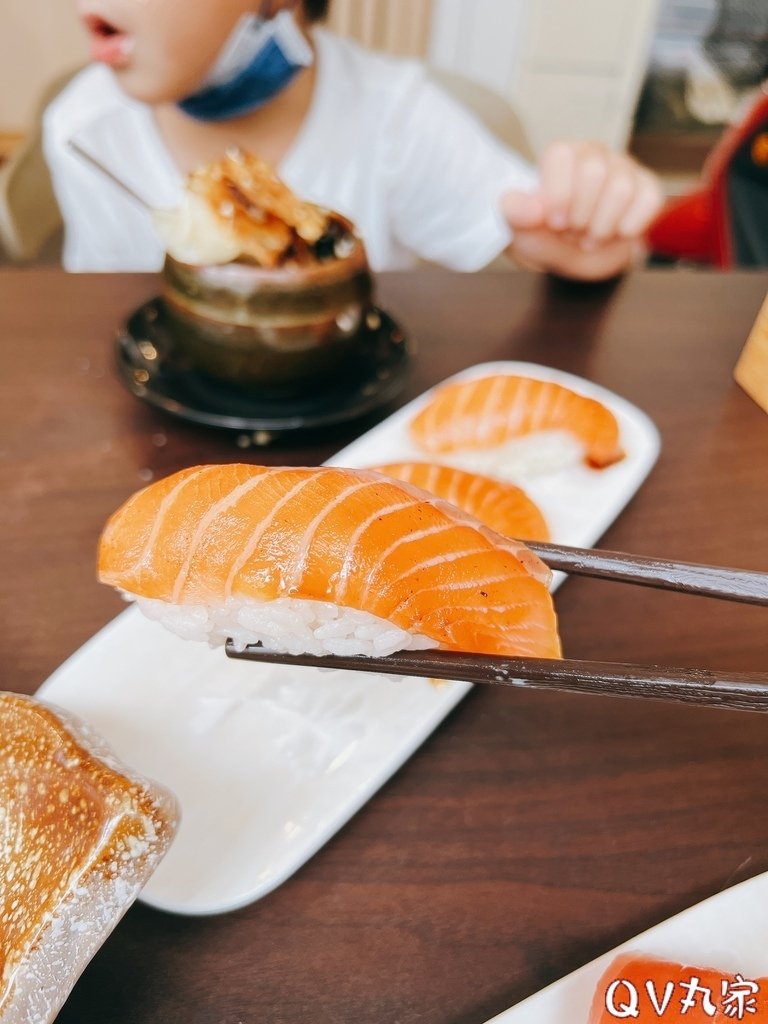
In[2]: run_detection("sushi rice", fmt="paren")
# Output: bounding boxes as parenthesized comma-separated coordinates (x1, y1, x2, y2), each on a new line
(135, 594, 439, 658)
(434, 430, 585, 481)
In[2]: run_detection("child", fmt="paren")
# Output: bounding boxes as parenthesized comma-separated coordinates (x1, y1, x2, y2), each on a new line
(45, 0, 662, 279)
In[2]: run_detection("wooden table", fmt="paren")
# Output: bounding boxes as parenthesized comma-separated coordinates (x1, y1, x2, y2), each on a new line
(2, 268, 768, 1024)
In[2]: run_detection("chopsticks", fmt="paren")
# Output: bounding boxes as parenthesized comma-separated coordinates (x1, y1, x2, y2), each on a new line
(225, 644, 768, 714)
(525, 540, 768, 606)
(67, 141, 157, 213)
(225, 541, 768, 713)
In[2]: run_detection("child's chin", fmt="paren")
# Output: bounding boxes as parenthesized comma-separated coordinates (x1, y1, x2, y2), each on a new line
(111, 66, 186, 106)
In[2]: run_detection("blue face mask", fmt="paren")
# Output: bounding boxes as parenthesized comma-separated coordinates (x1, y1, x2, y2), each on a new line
(179, 9, 314, 122)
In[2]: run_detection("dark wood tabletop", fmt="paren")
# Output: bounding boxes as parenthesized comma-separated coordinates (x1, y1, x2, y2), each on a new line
(2, 267, 768, 1024)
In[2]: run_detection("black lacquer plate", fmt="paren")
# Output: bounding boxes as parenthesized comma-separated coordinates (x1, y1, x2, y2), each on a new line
(115, 298, 411, 441)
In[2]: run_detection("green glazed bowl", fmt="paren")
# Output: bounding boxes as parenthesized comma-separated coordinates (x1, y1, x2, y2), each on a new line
(161, 231, 373, 394)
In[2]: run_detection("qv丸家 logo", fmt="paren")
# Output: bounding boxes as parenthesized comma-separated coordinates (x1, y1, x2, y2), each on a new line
(604, 972, 760, 1019)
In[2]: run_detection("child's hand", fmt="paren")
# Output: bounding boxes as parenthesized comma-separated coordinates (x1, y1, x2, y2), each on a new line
(502, 141, 663, 281)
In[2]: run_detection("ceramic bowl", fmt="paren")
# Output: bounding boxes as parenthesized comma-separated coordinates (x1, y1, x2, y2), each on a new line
(161, 229, 373, 394)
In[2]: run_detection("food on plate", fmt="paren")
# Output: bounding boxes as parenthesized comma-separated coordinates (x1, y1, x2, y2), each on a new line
(154, 148, 354, 268)
(156, 150, 370, 390)
(588, 953, 768, 1023)
(373, 462, 550, 542)
(0, 692, 178, 1024)
(98, 464, 561, 659)
(410, 374, 625, 470)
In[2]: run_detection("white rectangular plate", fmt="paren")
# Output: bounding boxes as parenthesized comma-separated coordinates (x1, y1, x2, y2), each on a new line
(483, 871, 768, 1024)
(38, 362, 660, 916)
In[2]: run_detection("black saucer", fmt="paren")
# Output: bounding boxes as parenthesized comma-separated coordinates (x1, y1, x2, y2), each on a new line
(116, 298, 411, 440)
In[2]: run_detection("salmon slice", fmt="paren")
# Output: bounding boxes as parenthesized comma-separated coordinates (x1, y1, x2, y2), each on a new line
(374, 462, 550, 542)
(99, 465, 561, 659)
(410, 374, 624, 469)
(589, 953, 768, 1023)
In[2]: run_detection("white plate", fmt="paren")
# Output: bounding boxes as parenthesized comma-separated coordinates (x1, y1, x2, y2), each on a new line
(38, 361, 660, 916)
(483, 871, 768, 1024)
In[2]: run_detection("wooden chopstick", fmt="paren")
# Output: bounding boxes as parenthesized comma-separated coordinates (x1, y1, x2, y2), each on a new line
(225, 545, 768, 711)
(225, 644, 768, 713)
(527, 541, 768, 606)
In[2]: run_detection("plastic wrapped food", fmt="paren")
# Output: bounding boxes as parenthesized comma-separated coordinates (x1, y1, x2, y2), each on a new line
(0, 692, 179, 1024)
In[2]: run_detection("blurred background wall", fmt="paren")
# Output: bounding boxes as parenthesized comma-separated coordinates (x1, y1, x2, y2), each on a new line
(0, 0, 87, 140)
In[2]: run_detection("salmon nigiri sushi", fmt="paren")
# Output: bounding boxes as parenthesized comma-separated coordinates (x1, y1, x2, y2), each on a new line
(373, 462, 550, 542)
(98, 464, 561, 659)
(588, 953, 766, 1024)
(410, 374, 625, 470)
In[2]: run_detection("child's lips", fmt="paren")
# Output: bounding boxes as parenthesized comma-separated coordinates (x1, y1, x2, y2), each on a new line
(82, 14, 134, 68)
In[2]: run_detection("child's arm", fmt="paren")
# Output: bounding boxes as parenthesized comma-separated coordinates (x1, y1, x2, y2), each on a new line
(502, 141, 663, 280)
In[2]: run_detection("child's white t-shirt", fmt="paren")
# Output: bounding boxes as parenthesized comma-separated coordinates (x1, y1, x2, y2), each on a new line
(44, 28, 537, 273)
